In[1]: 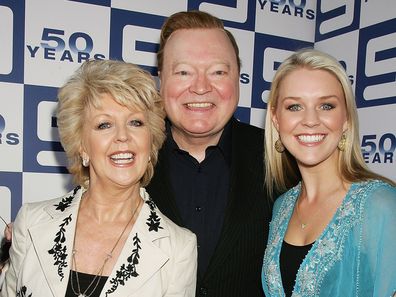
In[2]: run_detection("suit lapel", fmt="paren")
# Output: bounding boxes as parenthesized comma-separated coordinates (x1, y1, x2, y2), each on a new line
(147, 146, 184, 226)
(204, 119, 263, 279)
(29, 187, 82, 297)
(147, 141, 205, 283)
(101, 188, 169, 297)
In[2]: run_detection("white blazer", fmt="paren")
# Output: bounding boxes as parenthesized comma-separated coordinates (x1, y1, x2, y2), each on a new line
(0, 186, 197, 297)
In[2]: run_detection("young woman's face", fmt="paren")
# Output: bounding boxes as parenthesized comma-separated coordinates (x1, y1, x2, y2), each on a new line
(272, 68, 348, 169)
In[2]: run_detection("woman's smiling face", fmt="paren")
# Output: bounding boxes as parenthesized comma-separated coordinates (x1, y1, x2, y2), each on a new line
(81, 93, 151, 189)
(272, 68, 348, 169)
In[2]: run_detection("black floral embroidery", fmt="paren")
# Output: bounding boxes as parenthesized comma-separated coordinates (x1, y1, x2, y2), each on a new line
(106, 233, 141, 296)
(47, 214, 72, 280)
(16, 286, 32, 297)
(145, 200, 163, 232)
(53, 186, 80, 211)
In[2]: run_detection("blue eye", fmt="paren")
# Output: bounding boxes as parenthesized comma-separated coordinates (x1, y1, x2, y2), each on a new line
(130, 120, 143, 127)
(287, 104, 301, 111)
(321, 103, 335, 110)
(97, 122, 111, 129)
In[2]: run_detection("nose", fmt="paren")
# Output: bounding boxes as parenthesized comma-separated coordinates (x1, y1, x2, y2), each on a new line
(189, 73, 212, 94)
(116, 125, 129, 142)
(302, 109, 320, 127)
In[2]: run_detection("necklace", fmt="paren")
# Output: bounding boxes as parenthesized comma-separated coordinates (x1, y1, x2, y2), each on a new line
(295, 199, 308, 229)
(70, 197, 142, 297)
(294, 183, 347, 231)
(294, 196, 328, 230)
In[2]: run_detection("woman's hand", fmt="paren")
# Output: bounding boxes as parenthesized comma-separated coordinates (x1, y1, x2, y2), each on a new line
(1, 222, 12, 277)
(4, 222, 13, 242)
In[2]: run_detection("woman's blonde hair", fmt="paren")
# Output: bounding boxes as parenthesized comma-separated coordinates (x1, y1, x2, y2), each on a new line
(57, 59, 165, 188)
(264, 48, 395, 197)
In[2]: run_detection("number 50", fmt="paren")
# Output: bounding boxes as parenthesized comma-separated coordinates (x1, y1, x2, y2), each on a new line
(40, 28, 93, 53)
(361, 133, 396, 155)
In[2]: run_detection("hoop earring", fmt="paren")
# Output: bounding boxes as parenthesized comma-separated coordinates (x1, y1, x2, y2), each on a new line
(275, 139, 285, 153)
(338, 133, 347, 151)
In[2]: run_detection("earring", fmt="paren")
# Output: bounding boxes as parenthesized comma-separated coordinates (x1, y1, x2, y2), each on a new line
(82, 156, 89, 167)
(148, 156, 151, 163)
(338, 133, 347, 151)
(275, 139, 285, 153)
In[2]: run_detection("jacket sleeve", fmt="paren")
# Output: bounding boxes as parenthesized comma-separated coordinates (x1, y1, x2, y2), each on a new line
(0, 204, 30, 297)
(362, 183, 396, 296)
(261, 195, 285, 297)
(165, 231, 197, 297)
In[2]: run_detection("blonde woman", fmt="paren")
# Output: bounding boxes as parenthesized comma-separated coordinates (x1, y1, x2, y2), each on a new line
(262, 49, 396, 297)
(1, 60, 197, 297)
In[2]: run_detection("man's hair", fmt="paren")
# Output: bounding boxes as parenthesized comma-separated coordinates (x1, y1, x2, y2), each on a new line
(157, 10, 241, 73)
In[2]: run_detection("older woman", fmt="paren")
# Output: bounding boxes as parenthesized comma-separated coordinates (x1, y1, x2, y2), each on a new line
(261, 48, 396, 296)
(1, 60, 197, 297)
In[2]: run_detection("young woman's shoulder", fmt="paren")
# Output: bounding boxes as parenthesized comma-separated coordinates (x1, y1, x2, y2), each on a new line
(361, 179, 396, 205)
(273, 184, 300, 213)
(358, 180, 396, 219)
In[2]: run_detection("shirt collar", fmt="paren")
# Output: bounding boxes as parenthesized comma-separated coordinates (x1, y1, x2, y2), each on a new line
(164, 118, 232, 165)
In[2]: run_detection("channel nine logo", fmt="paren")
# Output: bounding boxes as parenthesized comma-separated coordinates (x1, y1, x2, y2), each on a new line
(356, 18, 396, 108)
(23, 86, 67, 174)
(0, 114, 20, 146)
(26, 28, 106, 63)
(315, 0, 359, 41)
(251, 36, 312, 109)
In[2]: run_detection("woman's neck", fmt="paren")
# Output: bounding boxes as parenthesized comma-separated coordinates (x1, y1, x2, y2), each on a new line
(81, 184, 141, 223)
(298, 162, 348, 203)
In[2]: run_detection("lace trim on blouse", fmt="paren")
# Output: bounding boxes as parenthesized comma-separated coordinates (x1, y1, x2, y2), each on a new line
(262, 180, 383, 297)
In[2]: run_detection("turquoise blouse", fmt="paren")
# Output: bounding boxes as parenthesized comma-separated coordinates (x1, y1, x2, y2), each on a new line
(262, 180, 396, 297)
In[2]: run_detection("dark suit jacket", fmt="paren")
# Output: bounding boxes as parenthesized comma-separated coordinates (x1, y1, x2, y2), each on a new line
(147, 118, 272, 297)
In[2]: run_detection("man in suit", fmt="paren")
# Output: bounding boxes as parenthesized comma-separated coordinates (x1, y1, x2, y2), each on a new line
(147, 11, 272, 297)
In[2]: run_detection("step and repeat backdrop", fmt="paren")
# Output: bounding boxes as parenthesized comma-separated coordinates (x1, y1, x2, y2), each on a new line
(0, 0, 395, 226)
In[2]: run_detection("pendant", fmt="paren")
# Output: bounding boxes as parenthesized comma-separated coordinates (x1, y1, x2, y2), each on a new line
(301, 223, 307, 229)
(78, 294, 86, 297)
